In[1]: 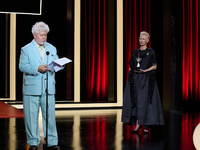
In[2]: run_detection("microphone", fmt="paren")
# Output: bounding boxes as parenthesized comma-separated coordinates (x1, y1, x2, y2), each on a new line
(45, 50, 50, 149)
(46, 51, 50, 55)
(46, 51, 50, 69)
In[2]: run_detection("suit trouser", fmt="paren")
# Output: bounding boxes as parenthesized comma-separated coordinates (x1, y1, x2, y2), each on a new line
(23, 92, 58, 146)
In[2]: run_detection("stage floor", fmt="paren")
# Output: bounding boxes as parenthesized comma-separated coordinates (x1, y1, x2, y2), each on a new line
(0, 109, 198, 150)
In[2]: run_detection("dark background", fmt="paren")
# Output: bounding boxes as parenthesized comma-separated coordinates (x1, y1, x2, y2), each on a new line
(0, 0, 41, 14)
(14, 0, 74, 101)
(0, 0, 184, 111)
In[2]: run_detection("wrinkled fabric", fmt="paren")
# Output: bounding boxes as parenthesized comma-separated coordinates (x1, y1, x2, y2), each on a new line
(121, 48, 165, 126)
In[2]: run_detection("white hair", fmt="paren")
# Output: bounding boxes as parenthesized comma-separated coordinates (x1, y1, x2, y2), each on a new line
(31, 21, 50, 34)
(140, 31, 150, 40)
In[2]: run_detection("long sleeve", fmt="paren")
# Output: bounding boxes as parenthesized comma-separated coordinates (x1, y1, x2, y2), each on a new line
(19, 48, 38, 76)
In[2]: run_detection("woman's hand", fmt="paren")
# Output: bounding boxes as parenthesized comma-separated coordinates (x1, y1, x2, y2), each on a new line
(135, 64, 157, 73)
(134, 69, 145, 73)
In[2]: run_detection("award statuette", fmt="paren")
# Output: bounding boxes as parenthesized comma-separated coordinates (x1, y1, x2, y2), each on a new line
(136, 53, 142, 71)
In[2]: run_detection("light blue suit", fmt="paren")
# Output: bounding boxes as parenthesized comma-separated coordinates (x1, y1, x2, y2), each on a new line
(19, 40, 59, 146)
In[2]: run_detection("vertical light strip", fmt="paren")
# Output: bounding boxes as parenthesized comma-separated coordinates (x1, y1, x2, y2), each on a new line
(40, 0, 43, 15)
(74, 0, 81, 102)
(117, 0, 123, 105)
(5, 14, 8, 97)
(10, 14, 16, 100)
(72, 114, 81, 149)
(115, 110, 123, 150)
(9, 118, 16, 150)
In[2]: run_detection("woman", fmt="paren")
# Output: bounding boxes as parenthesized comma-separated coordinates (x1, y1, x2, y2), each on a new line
(121, 31, 164, 134)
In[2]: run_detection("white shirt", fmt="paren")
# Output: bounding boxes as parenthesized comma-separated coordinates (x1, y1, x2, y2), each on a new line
(34, 40, 45, 62)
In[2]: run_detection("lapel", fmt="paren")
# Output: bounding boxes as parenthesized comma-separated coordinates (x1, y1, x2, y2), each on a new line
(30, 40, 44, 65)
(44, 42, 50, 65)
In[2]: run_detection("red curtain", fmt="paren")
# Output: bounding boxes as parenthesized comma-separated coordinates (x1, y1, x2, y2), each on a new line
(85, 116, 107, 149)
(82, 0, 108, 101)
(182, 0, 200, 101)
(124, 0, 151, 81)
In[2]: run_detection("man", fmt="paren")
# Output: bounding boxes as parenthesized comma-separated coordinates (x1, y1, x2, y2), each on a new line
(19, 22, 60, 150)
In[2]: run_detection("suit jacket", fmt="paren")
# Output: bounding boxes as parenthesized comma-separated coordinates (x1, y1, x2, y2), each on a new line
(19, 40, 59, 95)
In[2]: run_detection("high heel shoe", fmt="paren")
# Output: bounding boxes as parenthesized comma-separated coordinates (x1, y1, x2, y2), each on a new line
(132, 125, 142, 134)
(144, 127, 149, 134)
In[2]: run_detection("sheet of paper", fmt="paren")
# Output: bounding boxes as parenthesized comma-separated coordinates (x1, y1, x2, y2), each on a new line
(48, 57, 72, 72)
(54, 57, 72, 66)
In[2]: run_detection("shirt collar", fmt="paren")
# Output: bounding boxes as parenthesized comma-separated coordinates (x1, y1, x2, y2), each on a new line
(34, 40, 45, 49)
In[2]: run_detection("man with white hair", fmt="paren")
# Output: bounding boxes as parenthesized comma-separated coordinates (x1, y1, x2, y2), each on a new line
(19, 21, 60, 150)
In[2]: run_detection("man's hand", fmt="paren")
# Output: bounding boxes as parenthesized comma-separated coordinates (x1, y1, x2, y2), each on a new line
(38, 65, 50, 73)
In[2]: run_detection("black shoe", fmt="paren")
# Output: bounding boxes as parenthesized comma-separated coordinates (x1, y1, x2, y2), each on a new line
(29, 146, 37, 150)
(132, 125, 142, 134)
(144, 127, 149, 134)
(48, 145, 61, 150)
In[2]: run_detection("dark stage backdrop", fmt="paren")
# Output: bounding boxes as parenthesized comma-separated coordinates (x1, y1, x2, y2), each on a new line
(15, 0, 74, 101)
(123, 0, 151, 82)
(81, 0, 109, 101)
(123, 0, 164, 104)
(79, 0, 167, 103)
(182, 0, 200, 101)
(1, 0, 163, 102)
(0, 0, 41, 14)
(0, 14, 10, 98)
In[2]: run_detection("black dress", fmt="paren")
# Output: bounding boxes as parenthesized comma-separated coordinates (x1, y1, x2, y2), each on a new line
(121, 48, 165, 126)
